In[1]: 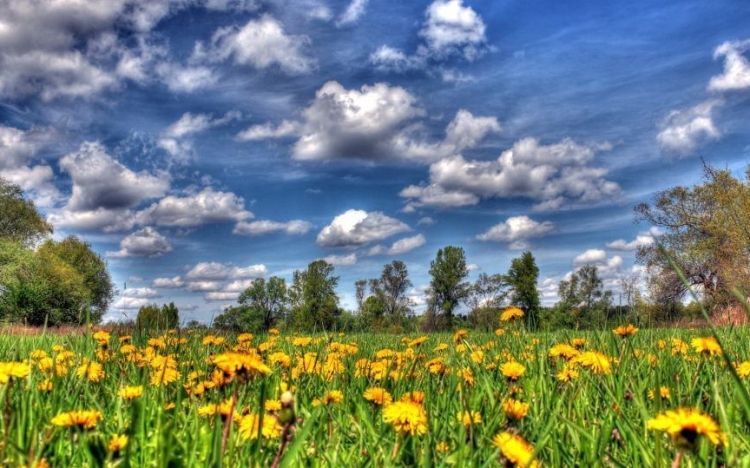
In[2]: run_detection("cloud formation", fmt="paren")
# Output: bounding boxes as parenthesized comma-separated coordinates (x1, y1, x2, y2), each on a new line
(656, 100, 722, 156)
(476, 216, 555, 249)
(709, 38, 750, 92)
(233, 219, 312, 236)
(317, 209, 411, 248)
(107, 227, 173, 258)
(367, 234, 427, 256)
(401, 137, 619, 212)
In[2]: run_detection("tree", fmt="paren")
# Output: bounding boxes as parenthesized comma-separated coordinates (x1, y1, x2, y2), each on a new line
(290, 260, 340, 331)
(555, 265, 612, 329)
(466, 273, 508, 331)
(237, 277, 288, 332)
(371, 261, 413, 319)
(0, 178, 52, 246)
(505, 251, 541, 330)
(136, 303, 179, 331)
(635, 164, 750, 310)
(426, 246, 469, 330)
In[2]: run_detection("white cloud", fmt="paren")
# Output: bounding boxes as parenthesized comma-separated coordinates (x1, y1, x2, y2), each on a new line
(106, 227, 173, 258)
(656, 99, 722, 156)
(401, 137, 619, 211)
(236, 120, 299, 141)
(337, 0, 369, 26)
(317, 209, 411, 248)
(111, 297, 151, 310)
(322, 253, 358, 266)
(201, 15, 313, 74)
(606, 228, 660, 251)
(233, 219, 312, 236)
(572, 249, 607, 267)
(187, 281, 224, 292)
(155, 63, 218, 93)
(59, 141, 169, 212)
(476, 216, 555, 249)
(137, 188, 252, 227)
(185, 262, 267, 281)
(159, 111, 240, 162)
(0, 125, 59, 206)
(368, 234, 426, 256)
(708, 38, 750, 92)
(420, 0, 487, 60)
(152, 276, 185, 288)
(417, 216, 436, 226)
(122, 287, 161, 298)
(205, 291, 241, 301)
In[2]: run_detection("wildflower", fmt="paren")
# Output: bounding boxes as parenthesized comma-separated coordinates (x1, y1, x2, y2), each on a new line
(574, 351, 611, 375)
(408, 336, 428, 347)
(648, 386, 671, 400)
(76, 360, 105, 383)
(433, 343, 449, 353)
(470, 350, 485, 365)
(0, 362, 31, 383)
(265, 399, 282, 412)
(400, 391, 425, 404)
(92, 330, 111, 346)
(500, 361, 526, 381)
(321, 390, 344, 405)
(211, 352, 272, 379)
(436, 441, 450, 453)
(671, 338, 689, 355)
(548, 343, 580, 361)
(613, 324, 638, 338)
(500, 306, 524, 322)
(363, 387, 392, 406)
(382, 401, 428, 436)
(495, 328, 506, 337)
(238, 413, 283, 440)
(460, 367, 476, 386)
(556, 363, 580, 382)
(453, 329, 468, 344)
(149, 366, 181, 387)
(108, 434, 128, 453)
(118, 385, 144, 401)
(237, 333, 253, 343)
(268, 328, 280, 335)
(198, 398, 238, 421)
(691, 336, 722, 356)
(457, 410, 482, 426)
(570, 338, 587, 349)
(736, 361, 750, 378)
(493, 432, 539, 468)
(38, 380, 53, 392)
(647, 408, 726, 447)
(502, 399, 530, 421)
(51, 410, 103, 430)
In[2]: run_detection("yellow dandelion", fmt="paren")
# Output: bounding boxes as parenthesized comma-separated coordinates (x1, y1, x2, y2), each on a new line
(238, 413, 283, 440)
(382, 401, 428, 436)
(51, 410, 103, 430)
(400, 391, 425, 404)
(118, 385, 144, 401)
(0, 362, 31, 383)
(453, 329, 468, 344)
(495, 328, 506, 337)
(408, 336, 428, 347)
(573, 351, 611, 375)
(691, 336, 722, 356)
(457, 410, 482, 426)
(548, 343, 580, 360)
(647, 407, 726, 447)
(92, 330, 111, 346)
(108, 434, 128, 453)
(363, 387, 392, 406)
(500, 361, 526, 381)
(735, 361, 750, 378)
(436, 441, 450, 453)
(76, 360, 105, 383)
(502, 398, 530, 421)
(500, 306, 524, 322)
(613, 324, 638, 338)
(493, 432, 539, 468)
(570, 338, 587, 349)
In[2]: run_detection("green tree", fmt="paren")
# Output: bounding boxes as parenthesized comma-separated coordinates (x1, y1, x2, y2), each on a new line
(635, 164, 750, 310)
(136, 302, 179, 331)
(0, 177, 52, 246)
(466, 273, 508, 331)
(236, 277, 288, 332)
(555, 265, 612, 329)
(290, 260, 340, 331)
(426, 246, 469, 330)
(505, 251, 541, 330)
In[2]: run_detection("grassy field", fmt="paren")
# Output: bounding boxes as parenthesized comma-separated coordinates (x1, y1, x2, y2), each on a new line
(1, 320, 750, 467)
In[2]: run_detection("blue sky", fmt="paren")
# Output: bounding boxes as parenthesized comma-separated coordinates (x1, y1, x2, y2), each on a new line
(1, 0, 749, 323)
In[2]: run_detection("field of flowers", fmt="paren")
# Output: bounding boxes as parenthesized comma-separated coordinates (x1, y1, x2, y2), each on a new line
(2, 312, 750, 467)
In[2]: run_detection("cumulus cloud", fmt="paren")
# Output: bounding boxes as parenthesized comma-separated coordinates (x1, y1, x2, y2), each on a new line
(198, 15, 313, 74)
(137, 188, 253, 227)
(106, 227, 173, 258)
(233, 219, 312, 236)
(159, 110, 240, 162)
(337, 0, 369, 26)
(367, 234, 426, 256)
(121, 287, 161, 298)
(242, 81, 498, 163)
(185, 262, 267, 281)
(656, 99, 722, 156)
(59, 141, 169, 212)
(0, 125, 60, 206)
(606, 227, 660, 251)
(709, 38, 750, 92)
(572, 249, 607, 266)
(322, 253, 358, 266)
(370, 0, 487, 77)
(111, 297, 152, 310)
(317, 209, 411, 248)
(401, 137, 619, 212)
(204, 291, 241, 301)
(476, 216, 555, 249)
(152, 276, 185, 288)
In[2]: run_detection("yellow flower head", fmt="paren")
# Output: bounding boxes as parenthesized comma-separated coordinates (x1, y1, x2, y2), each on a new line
(108, 434, 128, 453)
(51, 410, 103, 430)
(408, 336, 428, 347)
(118, 385, 144, 401)
(383, 401, 428, 436)
(436, 441, 450, 453)
(613, 324, 638, 338)
(495, 328, 506, 337)
(500, 306, 524, 322)
(363, 387, 392, 406)
(76, 360, 105, 383)
(238, 413, 283, 440)
(92, 330, 111, 346)
(0, 362, 31, 383)
(493, 432, 539, 468)
(452, 329, 468, 344)
(502, 398, 530, 421)
(573, 351, 611, 375)
(647, 407, 726, 447)
(735, 361, 750, 378)
(500, 361, 526, 381)
(400, 391, 425, 404)
(570, 338, 588, 349)
(314, 390, 344, 407)
(211, 352, 272, 379)
(691, 336, 722, 356)
(457, 410, 482, 426)
(548, 343, 580, 361)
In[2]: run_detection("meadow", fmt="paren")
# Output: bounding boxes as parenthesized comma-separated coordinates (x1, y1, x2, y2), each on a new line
(2, 314, 750, 467)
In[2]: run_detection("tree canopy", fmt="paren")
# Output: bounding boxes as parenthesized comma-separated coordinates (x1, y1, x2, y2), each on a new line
(426, 246, 469, 330)
(506, 251, 541, 330)
(0, 177, 53, 246)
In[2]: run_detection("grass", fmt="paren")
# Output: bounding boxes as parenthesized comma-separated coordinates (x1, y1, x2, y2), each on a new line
(1, 324, 750, 467)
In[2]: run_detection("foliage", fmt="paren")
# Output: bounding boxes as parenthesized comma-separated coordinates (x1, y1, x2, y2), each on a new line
(635, 164, 750, 309)
(289, 260, 341, 331)
(356, 261, 414, 333)
(466, 273, 508, 332)
(213, 277, 288, 333)
(505, 251, 541, 330)
(136, 303, 179, 331)
(551, 265, 613, 329)
(425, 246, 469, 331)
(0, 177, 53, 246)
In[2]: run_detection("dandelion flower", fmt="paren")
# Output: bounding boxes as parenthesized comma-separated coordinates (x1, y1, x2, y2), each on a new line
(118, 385, 143, 401)
(500, 307, 524, 323)
(51, 410, 102, 430)
(457, 410, 482, 426)
(502, 399, 530, 421)
(613, 324, 638, 338)
(691, 336, 722, 356)
(108, 434, 128, 453)
(500, 361, 526, 381)
(382, 401, 428, 436)
(493, 432, 539, 468)
(363, 387, 392, 406)
(238, 413, 283, 440)
(574, 351, 611, 375)
(647, 407, 726, 447)
(0, 362, 31, 383)
(736, 361, 750, 378)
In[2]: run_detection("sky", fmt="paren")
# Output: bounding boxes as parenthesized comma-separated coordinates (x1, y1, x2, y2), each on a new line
(1, 0, 750, 324)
